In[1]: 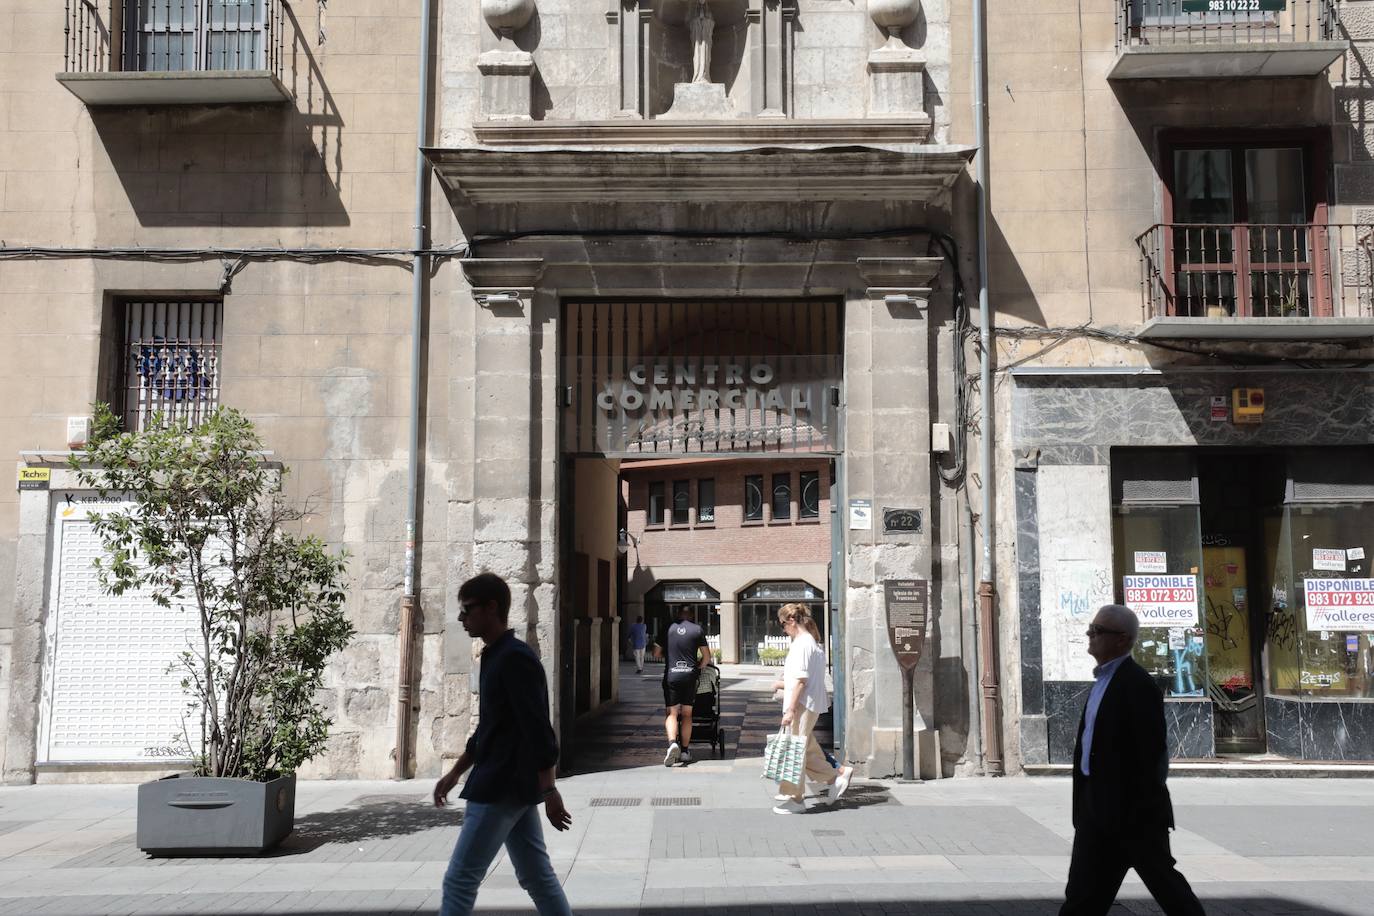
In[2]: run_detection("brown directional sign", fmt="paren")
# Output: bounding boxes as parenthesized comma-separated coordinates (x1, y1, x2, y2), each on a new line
(885, 579, 929, 670)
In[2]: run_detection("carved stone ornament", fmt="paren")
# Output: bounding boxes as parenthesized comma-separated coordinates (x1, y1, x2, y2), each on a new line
(481, 0, 535, 38)
(868, 0, 917, 44)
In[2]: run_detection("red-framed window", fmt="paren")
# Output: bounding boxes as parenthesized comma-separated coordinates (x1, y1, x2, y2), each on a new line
(1161, 131, 1331, 318)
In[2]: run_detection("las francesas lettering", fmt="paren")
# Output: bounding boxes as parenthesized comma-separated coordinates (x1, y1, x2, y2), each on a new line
(596, 361, 812, 413)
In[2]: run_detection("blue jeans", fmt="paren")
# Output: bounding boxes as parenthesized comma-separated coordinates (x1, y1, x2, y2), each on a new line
(440, 801, 572, 916)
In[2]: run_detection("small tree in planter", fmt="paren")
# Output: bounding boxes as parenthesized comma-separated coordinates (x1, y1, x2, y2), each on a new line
(73, 405, 353, 855)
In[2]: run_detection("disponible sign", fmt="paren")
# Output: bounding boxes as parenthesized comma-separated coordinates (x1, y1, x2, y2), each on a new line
(1304, 578, 1374, 631)
(1123, 575, 1200, 627)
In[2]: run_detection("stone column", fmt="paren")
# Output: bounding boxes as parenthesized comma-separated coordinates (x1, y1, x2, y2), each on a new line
(843, 256, 943, 779)
(718, 599, 739, 664)
(456, 257, 558, 700)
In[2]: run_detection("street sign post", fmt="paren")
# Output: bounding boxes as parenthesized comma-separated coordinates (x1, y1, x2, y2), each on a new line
(884, 579, 929, 782)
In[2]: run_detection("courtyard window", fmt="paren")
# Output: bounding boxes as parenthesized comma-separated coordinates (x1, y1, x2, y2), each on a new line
(697, 479, 715, 524)
(672, 480, 690, 525)
(648, 482, 665, 525)
(744, 475, 764, 521)
(800, 470, 820, 519)
(772, 473, 792, 521)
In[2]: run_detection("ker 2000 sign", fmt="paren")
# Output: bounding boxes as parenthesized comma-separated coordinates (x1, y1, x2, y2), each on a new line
(1180, 0, 1285, 11)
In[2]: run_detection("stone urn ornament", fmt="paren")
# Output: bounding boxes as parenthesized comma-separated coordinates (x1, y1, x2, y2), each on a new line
(869, 0, 918, 47)
(481, 0, 535, 38)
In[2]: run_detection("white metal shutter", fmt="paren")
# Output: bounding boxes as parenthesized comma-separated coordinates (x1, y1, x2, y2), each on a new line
(39, 502, 201, 763)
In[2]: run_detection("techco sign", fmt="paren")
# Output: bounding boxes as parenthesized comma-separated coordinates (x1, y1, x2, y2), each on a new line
(596, 361, 814, 413)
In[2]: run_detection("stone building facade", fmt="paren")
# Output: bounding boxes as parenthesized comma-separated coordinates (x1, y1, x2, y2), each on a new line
(974, 0, 1374, 769)
(0, 0, 975, 783)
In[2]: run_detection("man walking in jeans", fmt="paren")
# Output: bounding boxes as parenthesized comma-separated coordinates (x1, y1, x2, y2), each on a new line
(433, 573, 573, 916)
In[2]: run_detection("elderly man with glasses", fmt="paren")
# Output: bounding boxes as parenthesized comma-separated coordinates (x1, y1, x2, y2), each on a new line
(1060, 604, 1206, 916)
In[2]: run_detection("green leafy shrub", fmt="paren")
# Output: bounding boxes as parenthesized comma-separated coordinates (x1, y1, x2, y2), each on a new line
(73, 405, 354, 780)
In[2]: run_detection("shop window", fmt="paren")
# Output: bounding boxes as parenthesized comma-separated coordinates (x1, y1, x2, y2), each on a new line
(744, 475, 764, 521)
(671, 480, 690, 525)
(697, 478, 715, 524)
(799, 470, 820, 519)
(648, 481, 665, 526)
(114, 298, 223, 433)
(772, 473, 791, 521)
(738, 580, 825, 665)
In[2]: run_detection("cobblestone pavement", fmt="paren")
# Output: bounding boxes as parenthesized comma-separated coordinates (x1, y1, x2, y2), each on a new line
(0, 665, 1369, 915)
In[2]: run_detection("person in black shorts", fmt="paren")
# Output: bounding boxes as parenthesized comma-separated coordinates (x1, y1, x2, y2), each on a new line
(662, 606, 711, 766)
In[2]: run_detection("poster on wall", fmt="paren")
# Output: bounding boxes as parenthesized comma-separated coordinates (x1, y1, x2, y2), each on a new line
(1042, 560, 1114, 682)
(1303, 578, 1374, 632)
(1312, 548, 1347, 572)
(1133, 551, 1167, 573)
(1122, 574, 1200, 627)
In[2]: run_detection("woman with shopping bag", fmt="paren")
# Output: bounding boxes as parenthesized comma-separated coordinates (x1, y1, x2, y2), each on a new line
(765, 603, 853, 814)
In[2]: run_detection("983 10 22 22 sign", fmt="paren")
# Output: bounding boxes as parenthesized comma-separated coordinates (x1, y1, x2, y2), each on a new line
(1180, 0, 1285, 11)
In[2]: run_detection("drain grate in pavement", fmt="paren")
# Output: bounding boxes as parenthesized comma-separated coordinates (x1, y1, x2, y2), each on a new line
(590, 797, 643, 807)
(651, 796, 701, 807)
(812, 829, 845, 837)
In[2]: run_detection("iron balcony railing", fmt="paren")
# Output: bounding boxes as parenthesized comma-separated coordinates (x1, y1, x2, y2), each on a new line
(1136, 222, 1374, 320)
(63, 0, 285, 76)
(1116, 0, 1338, 51)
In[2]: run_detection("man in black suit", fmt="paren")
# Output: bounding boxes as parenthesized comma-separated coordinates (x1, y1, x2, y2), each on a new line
(1060, 604, 1206, 916)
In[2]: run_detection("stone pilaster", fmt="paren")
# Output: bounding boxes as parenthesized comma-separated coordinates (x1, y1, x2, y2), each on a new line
(746, 0, 793, 117)
(607, 0, 646, 118)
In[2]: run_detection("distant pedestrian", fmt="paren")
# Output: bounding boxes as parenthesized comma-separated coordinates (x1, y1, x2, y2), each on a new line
(662, 606, 711, 766)
(433, 573, 573, 916)
(771, 603, 851, 814)
(629, 615, 648, 674)
(1060, 604, 1206, 916)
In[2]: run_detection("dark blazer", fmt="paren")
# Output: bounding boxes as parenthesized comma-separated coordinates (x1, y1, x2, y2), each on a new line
(1071, 656, 1174, 833)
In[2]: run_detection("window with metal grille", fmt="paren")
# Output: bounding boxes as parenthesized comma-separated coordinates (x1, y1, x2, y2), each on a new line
(118, 299, 223, 433)
(799, 470, 820, 518)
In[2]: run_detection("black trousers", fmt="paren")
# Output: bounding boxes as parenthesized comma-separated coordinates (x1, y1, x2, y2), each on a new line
(1060, 819, 1206, 916)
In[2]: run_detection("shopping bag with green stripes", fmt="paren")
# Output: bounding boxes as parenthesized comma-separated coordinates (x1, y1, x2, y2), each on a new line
(761, 727, 808, 784)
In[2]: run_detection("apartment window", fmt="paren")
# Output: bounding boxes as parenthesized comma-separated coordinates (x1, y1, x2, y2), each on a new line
(648, 482, 665, 526)
(118, 299, 223, 433)
(772, 473, 792, 521)
(697, 479, 716, 524)
(744, 475, 764, 522)
(799, 471, 820, 519)
(672, 480, 690, 525)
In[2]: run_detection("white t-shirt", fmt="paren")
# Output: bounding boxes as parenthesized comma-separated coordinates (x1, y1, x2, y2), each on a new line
(782, 631, 829, 715)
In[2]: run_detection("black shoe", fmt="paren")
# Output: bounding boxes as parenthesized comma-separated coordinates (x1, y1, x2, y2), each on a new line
(679, 747, 693, 765)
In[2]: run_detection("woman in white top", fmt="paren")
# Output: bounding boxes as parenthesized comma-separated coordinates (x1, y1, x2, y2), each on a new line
(771, 603, 853, 814)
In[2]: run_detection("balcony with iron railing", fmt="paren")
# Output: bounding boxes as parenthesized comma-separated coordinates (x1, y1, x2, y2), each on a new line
(58, 0, 290, 106)
(1136, 222, 1374, 338)
(1111, 0, 1346, 79)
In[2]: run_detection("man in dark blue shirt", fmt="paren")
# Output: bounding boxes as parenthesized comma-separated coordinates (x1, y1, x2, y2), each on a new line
(433, 573, 572, 916)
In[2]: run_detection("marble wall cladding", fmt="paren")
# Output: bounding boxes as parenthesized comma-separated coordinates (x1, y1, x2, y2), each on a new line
(1045, 680, 1091, 764)
(1045, 683, 1216, 763)
(1165, 699, 1215, 759)
(1011, 372, 1374, 449)
(1264, 696, 1304, 758)
(1016, 468, 1044, 716)
(1266, 696, 1374, 760)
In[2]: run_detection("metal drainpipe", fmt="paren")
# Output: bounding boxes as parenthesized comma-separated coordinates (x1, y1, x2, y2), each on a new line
(396, 0, 436, 781)
(972, 0, 1004, 776)
(965, 496, 984, 773)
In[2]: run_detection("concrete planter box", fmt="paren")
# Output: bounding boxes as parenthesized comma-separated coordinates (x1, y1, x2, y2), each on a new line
(136, 773, 296, 856)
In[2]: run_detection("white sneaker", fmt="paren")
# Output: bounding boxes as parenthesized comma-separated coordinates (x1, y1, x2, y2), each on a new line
(664, 742, 681, 767)
(772, 799, 807, 815)
(828, 766, 853, 802)
(773, 793, 791, 802)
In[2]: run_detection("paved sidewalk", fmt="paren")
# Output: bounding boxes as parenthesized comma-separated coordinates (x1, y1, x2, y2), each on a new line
(0, 667, 1368, 915)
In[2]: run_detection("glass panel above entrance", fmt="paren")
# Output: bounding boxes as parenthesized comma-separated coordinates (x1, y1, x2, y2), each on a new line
(562, 300, 843, 457)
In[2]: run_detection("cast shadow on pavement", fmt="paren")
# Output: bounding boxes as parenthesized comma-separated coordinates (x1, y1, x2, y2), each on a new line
(271, 795, 463, 856)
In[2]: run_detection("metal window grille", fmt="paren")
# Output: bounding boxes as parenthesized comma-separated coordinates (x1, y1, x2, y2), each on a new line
(744, 475, 764, 521)
(672, 480, 690, 525)
(119, 299, 223, 433)
(799, 470, 820, 518)
(772, 473, 792, 520)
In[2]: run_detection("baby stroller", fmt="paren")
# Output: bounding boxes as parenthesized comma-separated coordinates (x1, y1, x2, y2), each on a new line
(693, 663, 725, 757)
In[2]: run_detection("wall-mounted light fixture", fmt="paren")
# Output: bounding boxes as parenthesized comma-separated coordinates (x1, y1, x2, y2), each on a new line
(884, 293, 924, 308)
(475, 290, 523, 309)
(617, 527, 638, 556)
